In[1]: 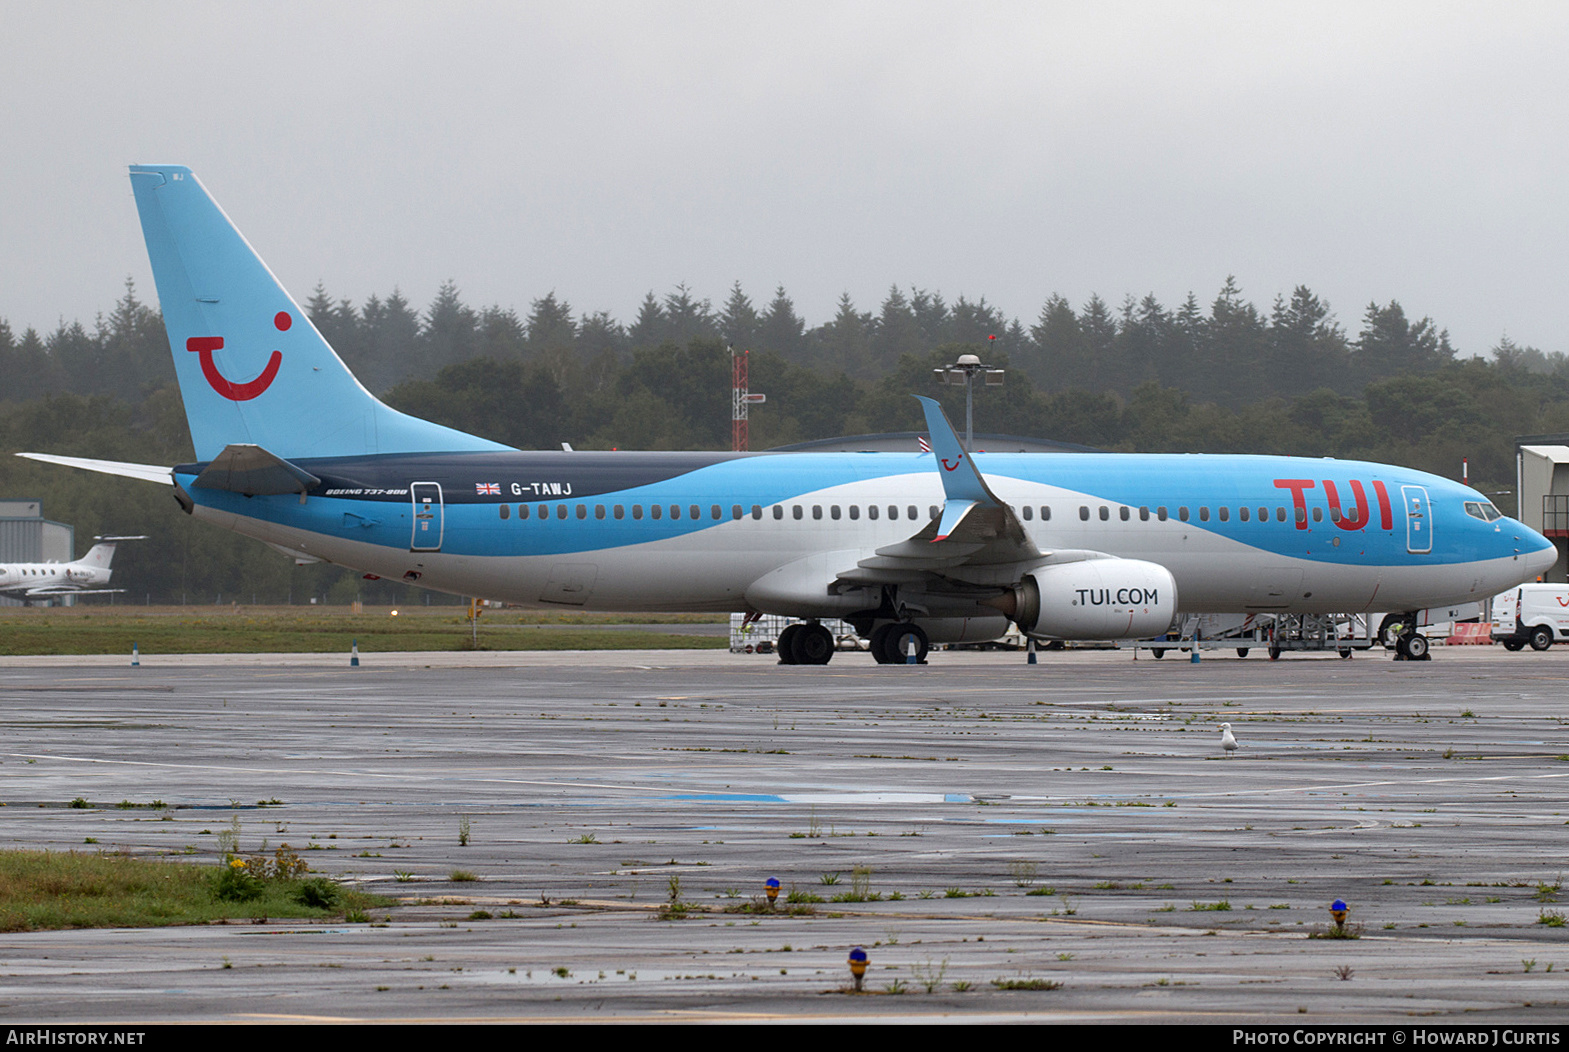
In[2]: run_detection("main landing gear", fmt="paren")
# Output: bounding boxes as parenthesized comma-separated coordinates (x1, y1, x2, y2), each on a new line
(776, 622, 835, 665)
(869, 622, 929, 665)
(776, 621, 932, 666)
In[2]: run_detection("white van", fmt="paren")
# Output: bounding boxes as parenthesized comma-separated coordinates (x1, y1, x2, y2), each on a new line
(1491, 585, 1569, 651)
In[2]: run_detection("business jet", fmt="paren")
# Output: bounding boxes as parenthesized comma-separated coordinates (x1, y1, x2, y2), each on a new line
(19, 166, 1559, 663)
(0, 537, 144, 603)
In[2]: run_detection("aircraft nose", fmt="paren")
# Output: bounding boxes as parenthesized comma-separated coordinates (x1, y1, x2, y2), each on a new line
(1520, 526, 1559, 579)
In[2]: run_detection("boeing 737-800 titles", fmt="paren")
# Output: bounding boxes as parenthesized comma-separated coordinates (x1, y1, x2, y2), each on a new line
(20, 167, 1558, 663)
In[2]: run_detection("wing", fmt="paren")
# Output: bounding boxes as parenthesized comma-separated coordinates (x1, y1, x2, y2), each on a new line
(837, 396, 1105, 589)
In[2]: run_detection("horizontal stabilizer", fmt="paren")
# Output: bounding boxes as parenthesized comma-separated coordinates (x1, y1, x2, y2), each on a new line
(16, 453, 173, 485)
(194, 444, 320, 500)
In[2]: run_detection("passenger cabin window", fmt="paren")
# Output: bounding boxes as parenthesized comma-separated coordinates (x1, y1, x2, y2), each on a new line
(519, 504, 530, 520)
(1312, 507, 1323, 522)
(772, 505, 783, 520)
(1258, 507, 1267, 522)
(651, 505, 662, 520)
(888, 506, 899, 520)
(1157, 507, 1168, 521)
(595, 505, 606, 520)
(813, 505, 823, 520)
(1179, 507, 1190, 522)
(711, 505, 721, 520)
(1041, 506, 1051, 521)
(1329, 506, 1340, 522)
(499, 504, 509, 520)
(632, 505, 643, 520)
(830, 505, 841, 520)
(1139, 506, 1150, 521)
(1276, 507, 1287, 522)
(1295, 507, 1307, 524)
(557, 504, 568, 520)
(1238, 506, 1249, 522)
(929, 505, 939, 520)
(670, 505, 681, 520)
(908, 506, 919, 520)
(690, 505, 700, 520)
(732, 505, 743, 520)
(1022, 506, 1033, 521)
(751, 505, 762, 520)
(1218, 506, 1228, 522)
(576, 504, 587, 519)
(868, 505, 879, 520)
(1080, 506, 1090, 521)
(1119, 506, 1129, 521)
(793, 505, 803, 520)
(614, 505, 625, 520)
(1099, 506, 1110, 521)
(848, 505, 859, 520)
(538, 504, 548, 519)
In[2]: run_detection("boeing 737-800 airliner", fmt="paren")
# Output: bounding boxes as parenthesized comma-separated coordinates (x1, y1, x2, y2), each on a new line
(20, 166, 1558, 664)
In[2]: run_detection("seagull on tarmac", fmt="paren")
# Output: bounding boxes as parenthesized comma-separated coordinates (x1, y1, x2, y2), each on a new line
(1220, 723, 1239, 756)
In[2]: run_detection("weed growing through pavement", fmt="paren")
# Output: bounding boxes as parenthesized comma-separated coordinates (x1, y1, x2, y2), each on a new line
(658, 874, 691, 920)
(911, 956, 949, 993)
(991, 976, 1062, 991)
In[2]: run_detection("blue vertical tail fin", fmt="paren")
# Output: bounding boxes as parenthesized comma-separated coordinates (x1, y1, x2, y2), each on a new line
(128, 165, 509, 462)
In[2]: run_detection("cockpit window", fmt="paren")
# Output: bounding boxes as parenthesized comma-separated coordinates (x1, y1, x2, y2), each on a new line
(1464, 501, 1503, 522)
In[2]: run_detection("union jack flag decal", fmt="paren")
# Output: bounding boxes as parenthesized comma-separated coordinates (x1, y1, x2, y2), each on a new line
(475, 482, 501, 496)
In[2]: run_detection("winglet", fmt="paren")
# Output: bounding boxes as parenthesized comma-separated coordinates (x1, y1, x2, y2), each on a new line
(914, 396, 1002, 506)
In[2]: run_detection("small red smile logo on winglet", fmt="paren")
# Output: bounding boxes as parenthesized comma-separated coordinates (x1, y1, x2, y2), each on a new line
(941, 455, 963, 472)
(186, 312, 288, 401)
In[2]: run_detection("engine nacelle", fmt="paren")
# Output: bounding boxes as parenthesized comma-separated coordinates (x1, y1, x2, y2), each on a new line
(997, 559, 1178, 640)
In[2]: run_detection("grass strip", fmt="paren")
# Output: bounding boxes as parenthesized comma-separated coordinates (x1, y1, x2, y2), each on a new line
(0, 612, 727, 655)
(0, 849, 386, 931)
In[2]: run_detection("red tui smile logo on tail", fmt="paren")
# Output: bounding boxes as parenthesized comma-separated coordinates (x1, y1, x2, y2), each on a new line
(185, 312, 289, 401)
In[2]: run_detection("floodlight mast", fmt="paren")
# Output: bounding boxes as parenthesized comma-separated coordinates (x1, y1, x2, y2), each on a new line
(932, 339, 1005, 451)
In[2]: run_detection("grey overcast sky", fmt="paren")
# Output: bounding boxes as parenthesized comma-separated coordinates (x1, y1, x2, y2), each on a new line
(3, 2, 1566, 357)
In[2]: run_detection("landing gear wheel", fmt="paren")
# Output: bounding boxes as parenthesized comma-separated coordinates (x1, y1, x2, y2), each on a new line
(1151, 648, 1166, 659)
(1503, 639, 1526, 652)
(1236, 648, 1250, 658)
(791, 623, 835, 665)
(776, 624, 801, 665)
(886, 624, 929, 664)
(1530, 625, 1554, 652)
(869, 624, 895, 664)
(1378, 614, 1402, 650)
(1268, 645, 1281, 661)
(1404, 633, 1430, 661)
(1338, 648, 1353, 659)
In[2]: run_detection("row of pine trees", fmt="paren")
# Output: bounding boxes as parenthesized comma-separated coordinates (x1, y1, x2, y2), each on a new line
(9, 275, 1561, 411)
